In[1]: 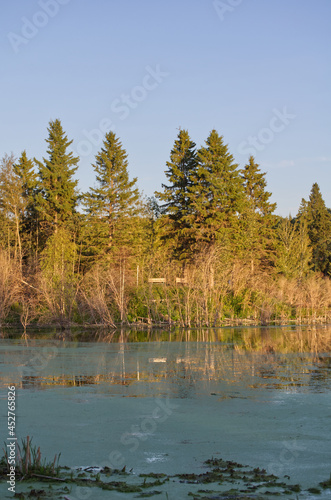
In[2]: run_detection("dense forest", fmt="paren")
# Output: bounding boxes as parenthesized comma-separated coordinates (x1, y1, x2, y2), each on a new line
(1, 119, 331, 330)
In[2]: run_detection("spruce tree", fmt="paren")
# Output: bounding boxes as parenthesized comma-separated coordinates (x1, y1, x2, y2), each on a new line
(83, 131, 139, 260)
(35, 119, 79, 238)
(14, 151, 38, 202)
(14, 150, 38, 254)
(155, 129, 197, 258)
(189, 130, 244, 247)
(240, 156, 276, 267)
(297, 183, 331, 275)
(241, 156, 276, 216)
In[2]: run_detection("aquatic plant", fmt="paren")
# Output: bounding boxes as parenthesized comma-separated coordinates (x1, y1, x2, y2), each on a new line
(320, 471, 331, 489)
(1, 436, 61, 478)
(1, 451, 330, 498)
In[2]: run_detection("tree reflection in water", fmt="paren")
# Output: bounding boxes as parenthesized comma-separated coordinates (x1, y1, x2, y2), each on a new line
(1, 325, 330, 395)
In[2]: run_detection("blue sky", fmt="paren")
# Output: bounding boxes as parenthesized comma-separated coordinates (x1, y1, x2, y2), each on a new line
(1, 0, 330, 216)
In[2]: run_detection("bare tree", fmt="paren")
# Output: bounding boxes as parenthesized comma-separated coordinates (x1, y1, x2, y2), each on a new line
(80, 266, 116, 328)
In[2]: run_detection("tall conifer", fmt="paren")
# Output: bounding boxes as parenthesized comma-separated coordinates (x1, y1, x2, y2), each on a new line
(240, 156, 276, 267)
(35, 119, 79, 238)
(155, 129, 197, 258)
(83, 131, 139, 260)
(297, 183, 331, 274)
(14, 150, 38, 254)
(241, 156, 276, 216)
(189, 130, 244, 246)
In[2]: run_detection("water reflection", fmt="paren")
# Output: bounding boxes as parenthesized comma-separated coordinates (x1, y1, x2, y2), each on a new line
(0, 326, 330, 396)
(1, 324, 331, 345)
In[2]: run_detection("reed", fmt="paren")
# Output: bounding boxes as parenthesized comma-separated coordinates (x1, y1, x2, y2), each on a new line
(2, 436, 61, 478)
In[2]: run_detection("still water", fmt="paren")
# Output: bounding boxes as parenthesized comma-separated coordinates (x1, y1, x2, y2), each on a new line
(0, 326, 330, 498)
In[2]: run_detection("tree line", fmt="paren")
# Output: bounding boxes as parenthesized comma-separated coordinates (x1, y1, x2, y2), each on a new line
(1, 119, 331, 329)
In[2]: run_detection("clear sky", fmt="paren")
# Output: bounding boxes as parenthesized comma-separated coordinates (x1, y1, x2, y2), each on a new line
(1, 0, 330, 216)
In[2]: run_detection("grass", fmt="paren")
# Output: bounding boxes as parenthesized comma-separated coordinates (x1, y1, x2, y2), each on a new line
(2, 436, 61, 479)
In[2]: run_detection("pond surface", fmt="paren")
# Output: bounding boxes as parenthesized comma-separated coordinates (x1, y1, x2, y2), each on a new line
(0, 325, 331, 498)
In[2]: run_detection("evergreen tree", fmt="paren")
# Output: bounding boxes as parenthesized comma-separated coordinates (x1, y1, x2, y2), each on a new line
(13, 150, 38, 254)
(35, 119, 79, 238)
(239, 156, 276, 267)
(241, 156, 276, 216)
(14, 151, 38, 202)
(189, 130, 244, 247)
(83, 131, 139, 260)
(155, 129, 197, 258)
(144, 196, 163, 253)
(297, 183, 331, 275)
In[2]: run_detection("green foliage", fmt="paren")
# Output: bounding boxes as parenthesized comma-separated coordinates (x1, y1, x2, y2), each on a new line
(41, 227, 76, 279)
(1, 121, 331, 328)
(136, 197, 163, 257)
(156, 130, 246, 258)
(155, 129, 197, 258)
(190, 130, 244, 246)
(83, 131, 139, 262)
(241, 155, 276, 216)
(14, 150, 39, 255)
(238, 156, 277, 267)
(297, 183, 331, 275)
(14, 151, 38, 198)
(0, 153, 26, 258)
(273, 217, 312, 279)
(35, 119, 79, 239)
(1, 436, 61, 478)
(39, 227, 79, 327)
(126, 287, 149, 322)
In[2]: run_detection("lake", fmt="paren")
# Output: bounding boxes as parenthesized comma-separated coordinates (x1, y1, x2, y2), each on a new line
(0, 325, 330, 499)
